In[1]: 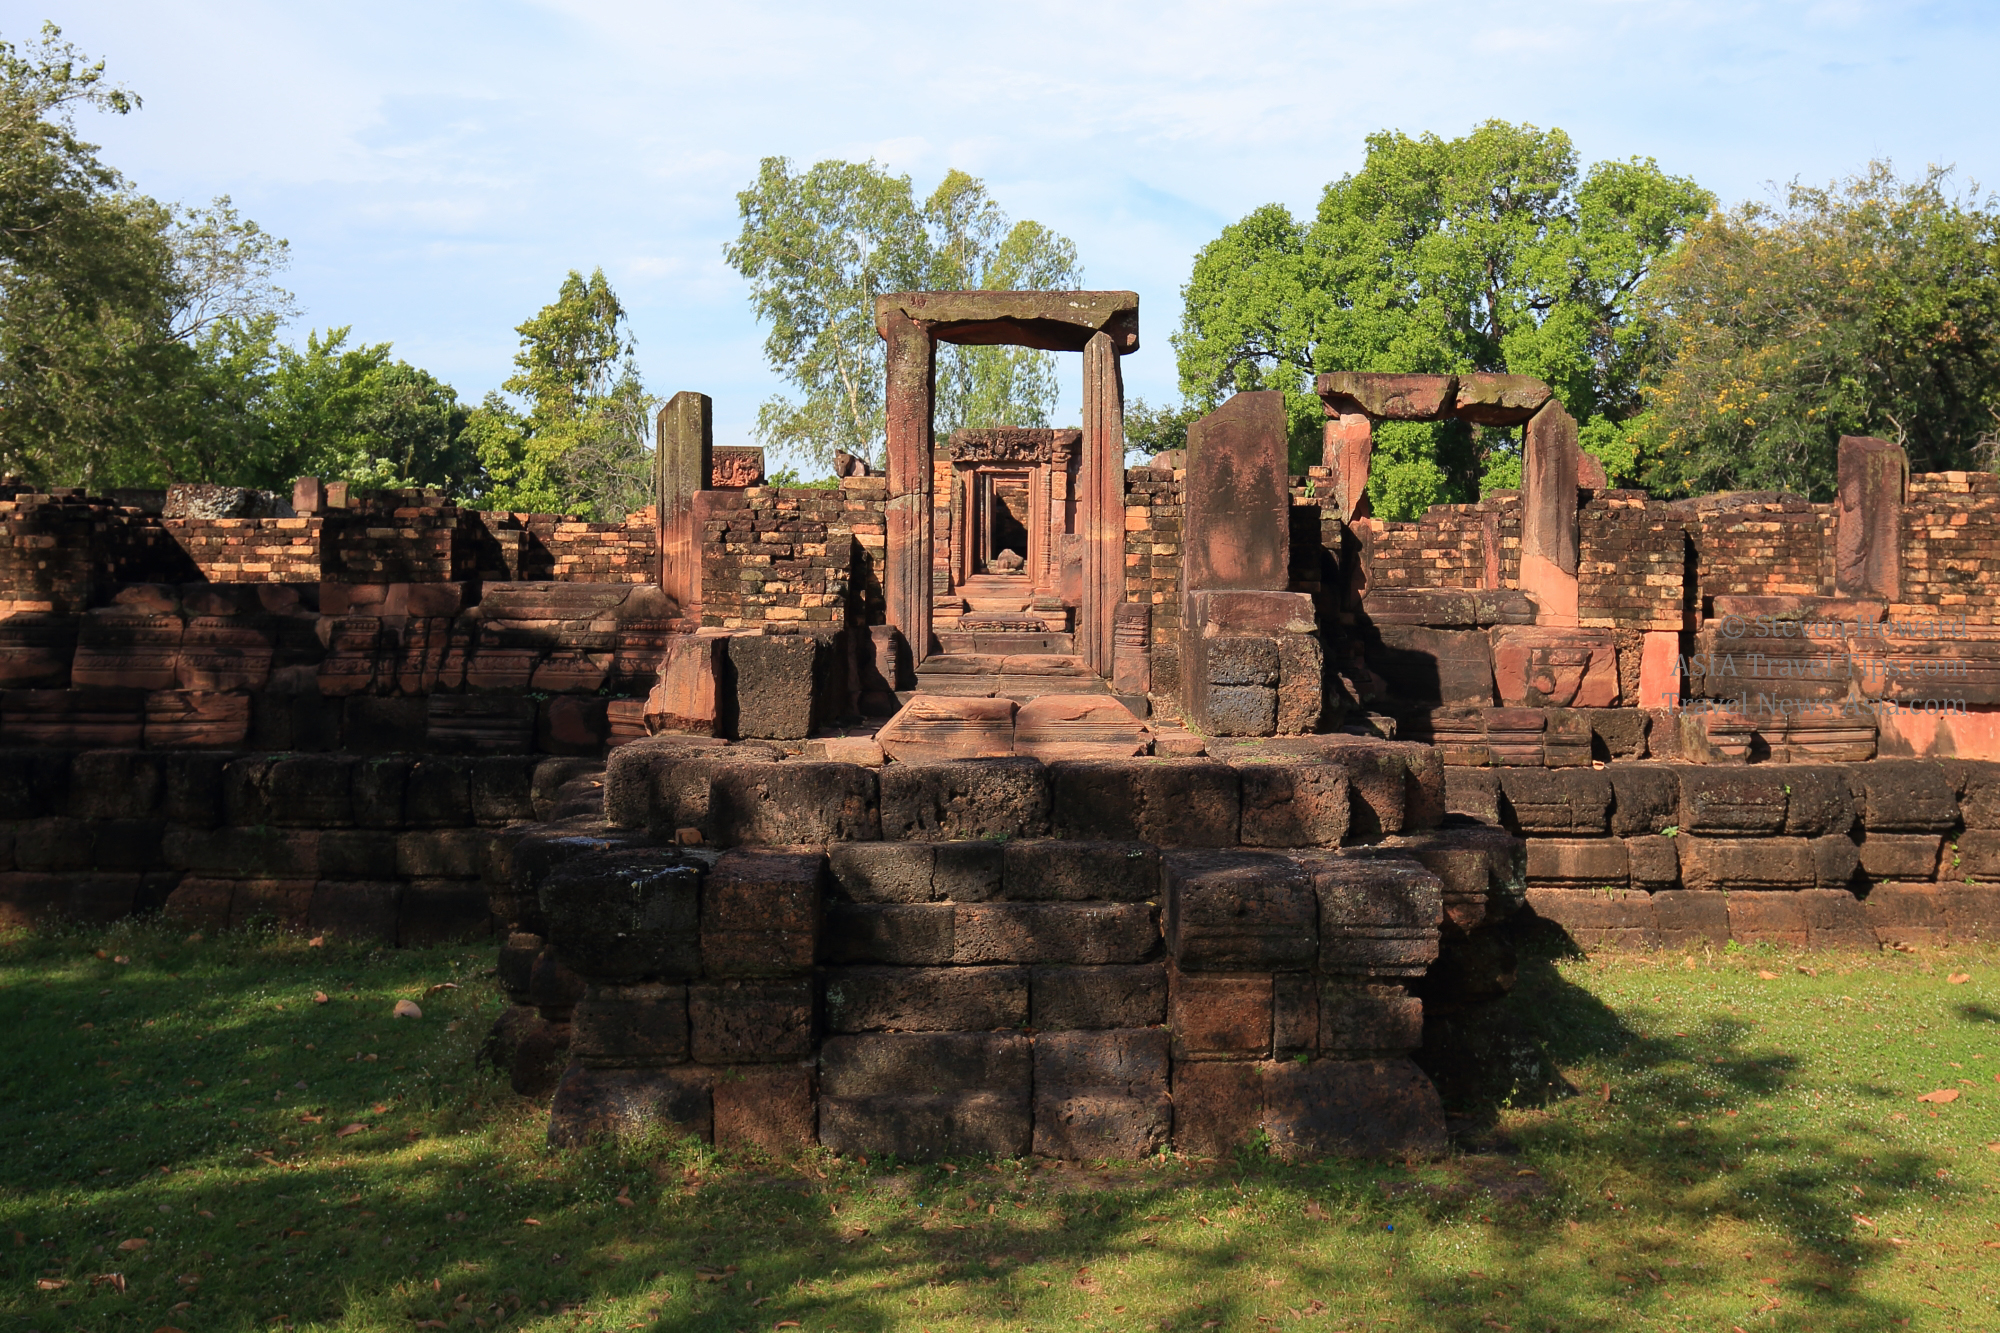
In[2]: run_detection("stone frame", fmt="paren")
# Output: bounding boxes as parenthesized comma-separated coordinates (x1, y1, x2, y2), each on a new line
(876, 291, 1139, 675)
(943, 428, 1080, 602)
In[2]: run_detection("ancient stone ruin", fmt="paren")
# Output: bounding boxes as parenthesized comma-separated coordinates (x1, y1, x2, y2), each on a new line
(5, 290, 2000, 1160)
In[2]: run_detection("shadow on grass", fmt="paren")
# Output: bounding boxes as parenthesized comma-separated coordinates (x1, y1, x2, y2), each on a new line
(1, 917, 1974, 1332)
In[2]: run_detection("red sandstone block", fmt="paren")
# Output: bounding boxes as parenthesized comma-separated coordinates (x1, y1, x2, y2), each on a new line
(688, 979, 813, 1063)
(712, 1064, 817, 1154)
(700, 849, 822, 977)
(1167, 968, 1272, 1059)
(1168, 1060, 1265, 1158)
(1523, 886, 1657, 949)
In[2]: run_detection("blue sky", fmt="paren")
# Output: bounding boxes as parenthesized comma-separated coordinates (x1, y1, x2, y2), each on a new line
(16, 0, 1998, 470)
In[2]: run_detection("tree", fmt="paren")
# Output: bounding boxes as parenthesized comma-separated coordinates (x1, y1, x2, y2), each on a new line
(1174, 121, 1712, 515)
(923, 170, 1082, 434)
(726, 158, 1082, 472)
(0, 25, 301, 489)
(472, 269, 654, 519)
(1634, 162, 2000, 499)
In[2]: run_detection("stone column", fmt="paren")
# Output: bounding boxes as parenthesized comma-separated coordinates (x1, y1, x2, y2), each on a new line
(1322, 407, 1373, 524)
(1079, 331, 1126, 677)
(1835, 434, 1908, 600)
(1520, 400, 1580, 627)
(656, 391, 712, 617)
(882, 310, 936, 662)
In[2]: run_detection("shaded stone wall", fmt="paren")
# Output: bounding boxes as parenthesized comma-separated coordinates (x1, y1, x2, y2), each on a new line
(698, 482, 881, 632)
(1490, 758, 2000, 950)
(1123, 465, 1183, 697)
(484, 738, 1520, 1160)
(0, 747, 597, 944)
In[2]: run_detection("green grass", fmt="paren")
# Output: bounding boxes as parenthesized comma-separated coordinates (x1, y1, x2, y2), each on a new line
(4, 922, 2000, 1333)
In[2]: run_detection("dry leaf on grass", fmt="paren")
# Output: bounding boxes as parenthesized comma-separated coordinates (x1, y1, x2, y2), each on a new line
(425, 982, 460, 995)
(1949, 973, 1971, 984)
(116, 1238, 148, 1251)
(392, 1000, 422, 1020)
(1917, 1089, 1961, 1104)
(335, 1123, 367, 1138)
(312, 992, 329, 1005)
(1757, 970, 1779, 980)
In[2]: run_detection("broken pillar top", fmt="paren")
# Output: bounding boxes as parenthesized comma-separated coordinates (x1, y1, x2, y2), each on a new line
(874, 290, 1139, 354)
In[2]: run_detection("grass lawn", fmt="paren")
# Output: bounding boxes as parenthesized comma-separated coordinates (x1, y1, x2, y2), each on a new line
(3, 921, 1998, 1333)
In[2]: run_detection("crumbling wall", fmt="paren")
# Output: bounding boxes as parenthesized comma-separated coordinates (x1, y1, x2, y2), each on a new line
(1124, 464, 1183, 697)
(698, 481, 880, 631)
(1898, 472, 2000, 624)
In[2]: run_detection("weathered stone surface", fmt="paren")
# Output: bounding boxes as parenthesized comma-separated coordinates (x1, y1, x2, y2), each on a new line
(689, 979, 814, 1063)
(1444, 768, 1502, 824)
(952, 902, 1159, 965)
(1369, 626, 1494, 706)
(652, 631, 726, 736)
(548, 1064, 712, 1146)
(711, 1063, 817, 1155)
(1783, 766, 1858, 836)
(1524, 837, 1629, 888)
(1202, 685, 1278, 736)
(706, 761, 881, 846)
(1164, 851, 1316, 971)
(1858, 833, 1941, 882)
(828, 841, 1003, 903)
(571, 983, 688, 1067)
(1310, 855, 1442, 979)
(876, 695, 1016, 762)
(1262, 1057, 1447, 1161)
(1168, 969, 1272, 1059)
(1206, 636, 1280, 686)
(1033, 1027, 1168, 1088)
(1652, 889, 1729, 949)
(1238, 761, 1350, 848)
(821, 902, 954, 965)
(1013, 694, 1148, 761)
(1032, 1087, 1171, 1160)
(1029, 963, 1168, 1030)
(1851, 761, 1958, 831)
(700, 848, 822, 977)
(819, 1031, 1031, 1096)
(1491, 627, 1617, 708)
(1499, 768, 1611, 834)
(1452, 373, 1552, 426)
(1001, 840, 1156, 902)
(399, 880, 493, 947)
(1678, 769, 1789, 834)
(818, 1091, 1029, 1160)
(1608, 765, 1680, 836)
(1865, 882, 1947, 948)
(879, 758, 1050, 841)
(821, 965, 1027, 1032)
(1679, 837, 1816, 890)
(1315, 372, 1457, 421)
(1625, 835, 1680, 891)
(1521, 401, 1580, 621)
(1167, 1060, 1265, 1156)
(1524, 886, 1657, 949)
(1049, 760, 1239, 845)
(1183, 391, 1290, 595)
(1834, 434, 1907, 600)
(1812, 833, 1861, 888)
(540, 849, 701, 981)
(1316, 985, 1424, 1056)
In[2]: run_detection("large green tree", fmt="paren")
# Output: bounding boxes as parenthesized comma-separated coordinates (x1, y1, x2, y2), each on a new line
(726, 158, 1082, 471)
(469, 268, 654, 519)
(1174, 121, 1712, 515)
(1633, 162, 2000, 500)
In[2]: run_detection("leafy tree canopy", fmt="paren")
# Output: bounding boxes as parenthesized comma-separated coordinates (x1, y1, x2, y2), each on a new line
(1633, 162, 2000, 500)
(727, 158, 1081, 473)
(1174, 120, 1712, 516)
(471, 268, 654, 519)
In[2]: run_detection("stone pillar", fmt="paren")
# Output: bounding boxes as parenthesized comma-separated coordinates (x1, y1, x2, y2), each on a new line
(1835, 434, 1908, 600)
(1079, 330, 1125, 677)
(882, 310, 936, 662)
(1112, 602, 1152, 695)
(656, 392, 712, 617)
(1322, 408, 1373, 524)
(1185, 391, 1290, 595)
(1520, 400, 1580, 627)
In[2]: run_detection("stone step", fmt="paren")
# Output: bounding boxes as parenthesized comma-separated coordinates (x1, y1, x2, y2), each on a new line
(935, 630, 1075, 656)
(899, 674, 1117, 703)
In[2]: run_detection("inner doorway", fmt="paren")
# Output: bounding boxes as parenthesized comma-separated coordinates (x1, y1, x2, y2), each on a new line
(977, 469, 1032, 573)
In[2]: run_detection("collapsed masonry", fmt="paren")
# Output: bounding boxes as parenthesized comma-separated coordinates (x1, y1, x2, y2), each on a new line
(6, 293, 2000, 1158)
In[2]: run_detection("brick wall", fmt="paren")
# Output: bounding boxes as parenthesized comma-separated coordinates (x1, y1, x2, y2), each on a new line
(698, 482, 880, 631)
(166, 516, 324, 583)
(0, 490, 195, 614)
(1686, 495, 1834, 603)
(1124, 465, 1182, 693)
(1358, 495, 1520, 594)
(1898, 473, 2000, 625)
(1579, 493, 1687, 631)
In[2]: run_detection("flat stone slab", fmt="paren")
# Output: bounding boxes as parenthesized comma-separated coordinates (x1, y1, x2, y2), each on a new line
(1015, 695, 1150, 761)
(878, 694, 1017, 763)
